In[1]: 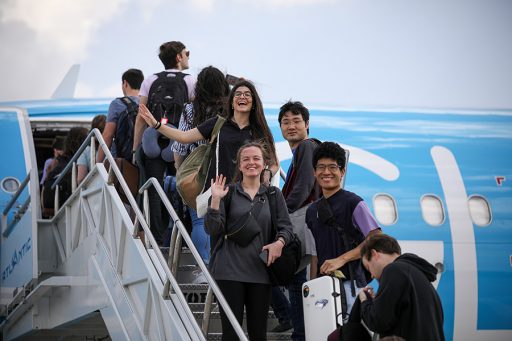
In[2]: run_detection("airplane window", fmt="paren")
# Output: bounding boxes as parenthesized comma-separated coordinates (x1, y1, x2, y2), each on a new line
(373, 194, 397, 225)
(468, 195, 492, 226)
(420, 194, 445, 226)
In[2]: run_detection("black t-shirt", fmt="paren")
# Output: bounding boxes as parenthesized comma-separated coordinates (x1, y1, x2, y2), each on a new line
(197, 117, 253, 188)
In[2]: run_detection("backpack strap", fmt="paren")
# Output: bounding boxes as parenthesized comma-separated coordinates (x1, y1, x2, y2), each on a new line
(223, 183, 235, 223)
(318, 197, 358, 297)
(210, 116, 226, 143)
(208, 184, 234, 264)
(267, 186, 278, 243)
(119, 96, 138, 113)
(200, 116, 226, 181)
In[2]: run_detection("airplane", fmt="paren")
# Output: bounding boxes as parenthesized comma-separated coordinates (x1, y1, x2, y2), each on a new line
(0, 69, 511, 340)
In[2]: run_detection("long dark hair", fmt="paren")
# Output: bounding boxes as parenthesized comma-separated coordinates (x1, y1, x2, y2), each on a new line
(226, 80, 277, 165)
(192, 66, 229, 127)
(64, 127, 89, 159)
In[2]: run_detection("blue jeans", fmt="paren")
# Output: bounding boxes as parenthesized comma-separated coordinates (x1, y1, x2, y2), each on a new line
(271, 268, 307, 341)
(164, 176, 210, 264)
(188, 207, 210, 264)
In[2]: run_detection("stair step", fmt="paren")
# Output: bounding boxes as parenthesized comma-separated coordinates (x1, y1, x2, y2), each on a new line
(179, 283, 211, 304)
(160, 246, 199, 266)
(207, 332, 292, 340)
(194, 310, 283, 334)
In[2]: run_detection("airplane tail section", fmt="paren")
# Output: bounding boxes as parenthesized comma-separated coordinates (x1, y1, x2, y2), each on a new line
(51, 64, 80, 99)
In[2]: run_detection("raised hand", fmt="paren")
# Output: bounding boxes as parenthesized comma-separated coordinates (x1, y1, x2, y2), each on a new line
(211, 175, 229, 199)
(138, 103, 158, 127)
(209, 175, 229, 211)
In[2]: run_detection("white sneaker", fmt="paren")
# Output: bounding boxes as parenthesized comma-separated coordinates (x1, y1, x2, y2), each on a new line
(192, 269, 208, 284)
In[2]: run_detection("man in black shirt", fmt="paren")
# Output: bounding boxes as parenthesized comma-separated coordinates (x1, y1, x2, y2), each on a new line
(270, 101, 320, 340)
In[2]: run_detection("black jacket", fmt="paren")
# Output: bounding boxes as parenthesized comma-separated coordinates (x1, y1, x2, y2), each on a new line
(42, 155, 72, 209)
(281, 138, 320, 212)
(360, 253, 445, 341)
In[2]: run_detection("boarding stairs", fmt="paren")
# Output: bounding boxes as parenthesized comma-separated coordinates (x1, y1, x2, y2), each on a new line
(1, 129, 291, 340)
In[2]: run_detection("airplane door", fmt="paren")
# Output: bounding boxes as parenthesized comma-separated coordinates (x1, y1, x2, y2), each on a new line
(0, 107, 39, 312)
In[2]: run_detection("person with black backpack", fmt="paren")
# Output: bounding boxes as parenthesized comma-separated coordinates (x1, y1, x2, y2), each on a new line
(97, 68, 144, 162)
(132, 41, 196, 245)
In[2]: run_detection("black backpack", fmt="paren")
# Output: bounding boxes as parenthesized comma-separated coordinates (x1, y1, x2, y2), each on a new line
(147, 71, 189, 127)
(115, 96, 138, 160)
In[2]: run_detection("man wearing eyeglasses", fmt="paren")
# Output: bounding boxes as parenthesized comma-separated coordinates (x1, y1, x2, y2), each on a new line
(132, 41, 196, 245)
(269, 101, 321, 340)
(305, 142, 381, 315)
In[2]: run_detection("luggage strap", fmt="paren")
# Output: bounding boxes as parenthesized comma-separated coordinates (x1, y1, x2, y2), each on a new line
(332, 276, 348, 325)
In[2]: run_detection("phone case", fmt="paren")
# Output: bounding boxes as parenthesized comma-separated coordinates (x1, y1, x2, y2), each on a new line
(259, 250, 268, 264)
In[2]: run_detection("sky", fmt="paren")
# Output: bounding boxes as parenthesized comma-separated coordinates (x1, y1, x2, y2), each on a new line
(0, 0, 511, 110)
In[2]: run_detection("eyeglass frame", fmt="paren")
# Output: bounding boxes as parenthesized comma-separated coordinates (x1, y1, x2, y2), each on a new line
(280, 118, 306, 127)
(234, 91, 253, 98)
(314, 163, 342, 172)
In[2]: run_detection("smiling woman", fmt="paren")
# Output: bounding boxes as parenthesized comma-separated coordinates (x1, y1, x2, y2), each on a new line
(204, 141, 294, 340)
(138, 79, 279, 188)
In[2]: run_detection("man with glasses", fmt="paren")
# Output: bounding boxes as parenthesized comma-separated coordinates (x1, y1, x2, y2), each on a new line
(269, 101, 321, 339)
(305, 142, 380, 315)
(132, 41, 196, 245)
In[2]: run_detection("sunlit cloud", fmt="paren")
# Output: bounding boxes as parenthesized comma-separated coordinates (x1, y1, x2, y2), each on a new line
(0, 0, 128, 100)
(190, 0, 215, 11)
(1, 0, 128, 56)
(236, 0, 335, 8)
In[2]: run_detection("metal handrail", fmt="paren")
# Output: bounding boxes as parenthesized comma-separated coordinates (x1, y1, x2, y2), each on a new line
(139, 178, 248, 341)
(2, 172, 31, 238)
(2, 172, 30, 215)
(280, 167, 286, 181)
(47, 129, 208, 340)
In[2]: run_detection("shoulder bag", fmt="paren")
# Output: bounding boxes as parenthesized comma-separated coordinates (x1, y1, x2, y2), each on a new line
(176, 116, 225, 212)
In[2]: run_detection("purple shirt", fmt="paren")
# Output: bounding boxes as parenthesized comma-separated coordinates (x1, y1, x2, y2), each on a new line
(306, 189, 380, 283)
(352, 201, 379, 235)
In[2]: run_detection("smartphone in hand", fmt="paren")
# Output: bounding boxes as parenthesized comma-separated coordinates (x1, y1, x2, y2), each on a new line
(259, 250, 268, 264)
(226, 74, 240, 86)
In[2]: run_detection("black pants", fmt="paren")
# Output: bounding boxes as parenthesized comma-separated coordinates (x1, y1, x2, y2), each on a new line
(217, 280, 271, 341)
(143, 155, 168, 244)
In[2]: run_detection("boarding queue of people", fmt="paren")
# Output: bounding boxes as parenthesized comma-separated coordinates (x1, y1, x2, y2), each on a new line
(41, 39, 445, 341)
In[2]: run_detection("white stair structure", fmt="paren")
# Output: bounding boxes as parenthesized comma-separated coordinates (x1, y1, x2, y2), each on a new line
(1, 129, 247, 340)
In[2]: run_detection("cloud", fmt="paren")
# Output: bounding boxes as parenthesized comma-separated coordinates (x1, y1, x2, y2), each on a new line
(236, 0, 335, 8)
(2, 0, 128, 55)
(0, 0, 127, 101)
(190, 0, 216, 11)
